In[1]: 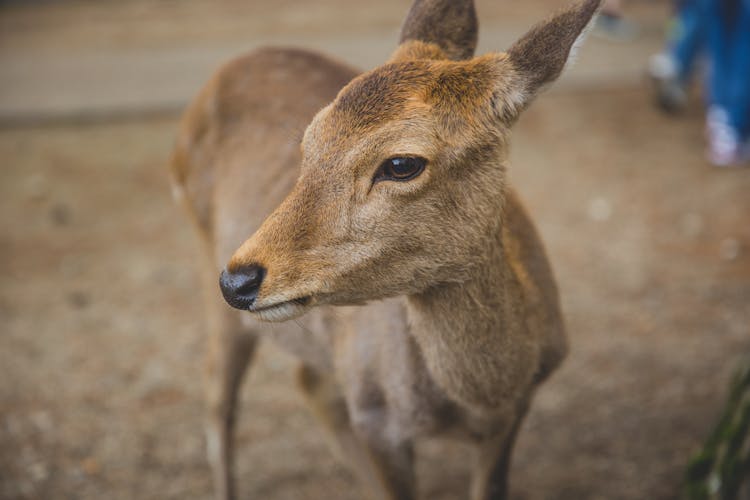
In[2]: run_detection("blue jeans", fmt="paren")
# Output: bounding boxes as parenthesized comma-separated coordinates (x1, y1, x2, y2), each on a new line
(668, 0, 708, 83)
(706, 0, 750, 139)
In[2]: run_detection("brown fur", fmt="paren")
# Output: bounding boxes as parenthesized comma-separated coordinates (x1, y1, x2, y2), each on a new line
(170, 1, 600, 499)
(399, 0, 478, 61)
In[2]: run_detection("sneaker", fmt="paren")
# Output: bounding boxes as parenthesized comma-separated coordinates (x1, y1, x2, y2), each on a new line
(648, 53, 688, 114)
(706, 107, 745, 167)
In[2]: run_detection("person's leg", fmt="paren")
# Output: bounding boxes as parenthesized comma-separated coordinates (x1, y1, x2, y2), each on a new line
(704, 0, 742, 165)
(669, 0, 706, 83)
(649, 0, 708, 113)
(724, 0, 750, 143)
(706, 0, 732, 116)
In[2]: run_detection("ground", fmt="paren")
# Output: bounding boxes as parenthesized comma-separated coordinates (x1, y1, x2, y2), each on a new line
(1, 1, 749, 499)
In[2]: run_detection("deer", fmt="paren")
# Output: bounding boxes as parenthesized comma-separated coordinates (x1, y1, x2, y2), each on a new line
(169, 0, 600, 498)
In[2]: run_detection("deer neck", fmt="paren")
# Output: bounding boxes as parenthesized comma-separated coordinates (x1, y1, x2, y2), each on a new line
(405, 214, 538, 414)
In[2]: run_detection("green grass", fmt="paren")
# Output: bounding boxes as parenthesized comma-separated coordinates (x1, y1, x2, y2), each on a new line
(684, 360, 750, 500)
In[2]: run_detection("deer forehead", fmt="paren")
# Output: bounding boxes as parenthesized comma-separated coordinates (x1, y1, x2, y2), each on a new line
(335, 59, 498, 123)
(301, 57, 505, 168)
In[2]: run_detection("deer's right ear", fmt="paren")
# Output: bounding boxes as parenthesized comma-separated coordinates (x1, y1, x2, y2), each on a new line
(491, 0, 601, 123)
(391, 0, 478, 62)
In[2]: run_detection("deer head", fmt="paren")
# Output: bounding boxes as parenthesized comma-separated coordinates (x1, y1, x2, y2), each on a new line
(220, 0, 600, 321)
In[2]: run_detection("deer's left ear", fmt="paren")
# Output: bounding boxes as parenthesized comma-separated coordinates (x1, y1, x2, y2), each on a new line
(493, 0, 601, 122)
(391, 0, 478, 62)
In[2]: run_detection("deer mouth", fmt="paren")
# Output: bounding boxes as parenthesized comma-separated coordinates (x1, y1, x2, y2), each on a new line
(248, 296, 312, 322)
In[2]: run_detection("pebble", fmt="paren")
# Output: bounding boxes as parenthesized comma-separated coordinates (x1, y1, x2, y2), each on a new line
(719, 238, 741, 261)
(66, 291, 91, 309)
(587, 197, 612, 222)
(680, 212, 704, 238)
(81, 457, 101, 476)
(49, 203, 71, 226)
(24, 173, 49, 202)
(30, 411, 53, 432)
(28, 462, 48, 482)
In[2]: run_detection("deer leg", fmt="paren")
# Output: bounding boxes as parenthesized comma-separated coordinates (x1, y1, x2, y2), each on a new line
(296, 364, 416, 500)
(204, 306, 258, 500)
(356, 433, 415, 500)
(470, 409, 528, 500)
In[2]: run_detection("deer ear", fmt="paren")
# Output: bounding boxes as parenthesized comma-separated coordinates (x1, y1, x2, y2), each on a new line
(392, 0, 478, 62)
(497, 0, 601, 121)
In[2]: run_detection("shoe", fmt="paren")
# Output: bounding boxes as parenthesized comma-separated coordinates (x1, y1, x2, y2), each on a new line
(705, 107, 746, 167)
(648, 53, 687, 114)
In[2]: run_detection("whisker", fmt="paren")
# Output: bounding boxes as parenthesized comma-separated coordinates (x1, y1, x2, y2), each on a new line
(293, 317, 315, 336)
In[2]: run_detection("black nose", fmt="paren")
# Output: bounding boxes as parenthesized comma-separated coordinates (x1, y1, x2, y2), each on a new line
(219, 265, 265, 310)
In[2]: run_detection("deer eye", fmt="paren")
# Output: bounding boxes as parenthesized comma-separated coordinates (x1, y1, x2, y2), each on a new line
(374, 157, 427, 183)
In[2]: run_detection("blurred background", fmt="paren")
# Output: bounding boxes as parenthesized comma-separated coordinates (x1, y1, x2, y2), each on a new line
(0, 0, 748, 498)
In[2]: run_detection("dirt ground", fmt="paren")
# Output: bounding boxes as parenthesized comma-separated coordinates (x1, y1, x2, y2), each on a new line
(1, 2, 750, 500)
